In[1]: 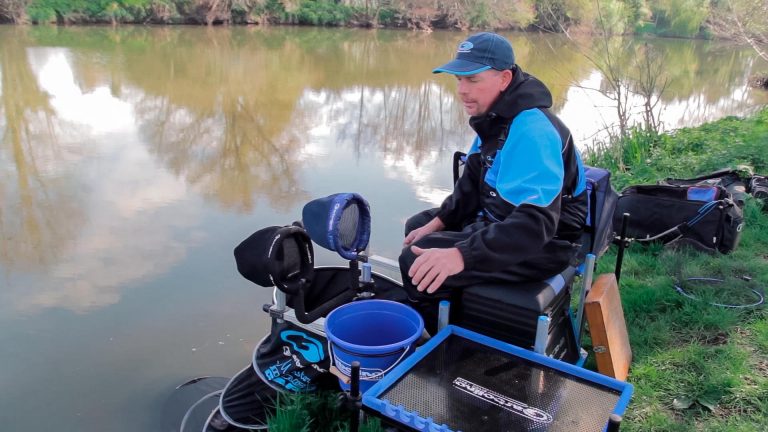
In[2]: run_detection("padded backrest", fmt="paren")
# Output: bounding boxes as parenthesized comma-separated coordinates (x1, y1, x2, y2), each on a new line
(580, 166, 619, 259)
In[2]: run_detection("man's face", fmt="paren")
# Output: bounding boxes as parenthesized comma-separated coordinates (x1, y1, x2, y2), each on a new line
(455, 69, 512, 116)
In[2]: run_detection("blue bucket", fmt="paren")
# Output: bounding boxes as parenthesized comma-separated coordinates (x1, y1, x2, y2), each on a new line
(325, 300, 424, 393)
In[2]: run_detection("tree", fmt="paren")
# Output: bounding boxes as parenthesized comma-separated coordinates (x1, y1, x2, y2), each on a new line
(651, 0, 710, 37)
(709, 0, 768, 63)
(0, 0, 30, 23)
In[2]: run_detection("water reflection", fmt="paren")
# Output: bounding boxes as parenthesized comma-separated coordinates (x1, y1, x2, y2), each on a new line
(19, 27, 767, 169)
(0, 28, 80, 272)
(558, 36, 766, 141)
(0, 31, 200, 314)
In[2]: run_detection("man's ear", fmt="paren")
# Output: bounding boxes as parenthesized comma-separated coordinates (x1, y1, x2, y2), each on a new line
(501, 69, 514, 90)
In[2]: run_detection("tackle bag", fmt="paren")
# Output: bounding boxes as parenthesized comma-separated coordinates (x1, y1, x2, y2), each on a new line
(613, 183, 744, 253)
(658, 168, 748, 208)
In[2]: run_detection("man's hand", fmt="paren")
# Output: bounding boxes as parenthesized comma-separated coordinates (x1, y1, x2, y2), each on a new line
(408, 246, 464, 294)
(403, 217, 446, 247)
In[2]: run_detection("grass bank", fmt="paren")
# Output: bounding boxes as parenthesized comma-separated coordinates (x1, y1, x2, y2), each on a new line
(270, 107, 768, 431)
(582, 107, 768, 431)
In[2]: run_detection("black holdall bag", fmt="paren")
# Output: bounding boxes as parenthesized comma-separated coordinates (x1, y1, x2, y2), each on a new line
(613, 182, 744, 254)
(658, 168, 749, 208)
(659, 167, 768, 210)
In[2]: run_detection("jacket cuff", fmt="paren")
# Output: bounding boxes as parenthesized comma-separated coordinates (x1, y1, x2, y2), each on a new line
(456, 242, 475, 271)
(435, 208, 456, 229)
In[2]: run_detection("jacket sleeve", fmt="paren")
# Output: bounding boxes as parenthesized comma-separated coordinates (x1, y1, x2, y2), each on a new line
(454, 111, 565, 272)
(456, 200, 561, 272)
(435, 138, 482, 229)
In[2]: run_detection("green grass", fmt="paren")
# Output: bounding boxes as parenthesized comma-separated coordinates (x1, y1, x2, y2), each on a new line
(583, 107, 768, 431)
(270, 107, 768, 431)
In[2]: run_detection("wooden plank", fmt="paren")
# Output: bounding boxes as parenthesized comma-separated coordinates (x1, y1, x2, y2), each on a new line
(585, 273, 632, 381)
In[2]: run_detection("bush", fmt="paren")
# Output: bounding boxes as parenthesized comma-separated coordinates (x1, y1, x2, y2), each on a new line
(293, 1, 352, 26)
(376, 7, 398, 26)
(652, 0, 710, 37)
(27, 3, 57, 23)
(468, 1, 490, 29)
(25, 0, 157, 23)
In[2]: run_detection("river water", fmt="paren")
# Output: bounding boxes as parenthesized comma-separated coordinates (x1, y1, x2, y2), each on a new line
(0, 25, 766, 431)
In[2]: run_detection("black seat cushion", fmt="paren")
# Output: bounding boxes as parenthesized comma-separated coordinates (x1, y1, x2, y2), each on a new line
(460, 266, 577, 314)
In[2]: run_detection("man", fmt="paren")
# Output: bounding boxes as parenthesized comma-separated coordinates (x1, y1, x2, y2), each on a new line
(399, 32, 588, 333)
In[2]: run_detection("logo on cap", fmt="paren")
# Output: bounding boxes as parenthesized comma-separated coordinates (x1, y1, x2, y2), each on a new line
(458, 41, 473, 53)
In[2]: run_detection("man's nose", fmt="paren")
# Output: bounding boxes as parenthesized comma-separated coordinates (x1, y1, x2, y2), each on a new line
(457, 79, 468, 95)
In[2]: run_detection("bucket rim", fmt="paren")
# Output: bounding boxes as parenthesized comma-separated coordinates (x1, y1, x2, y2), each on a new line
(324, 299, 424, 354)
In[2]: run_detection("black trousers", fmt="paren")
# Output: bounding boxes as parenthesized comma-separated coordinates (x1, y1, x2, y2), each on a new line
(398, 208, 571, 334)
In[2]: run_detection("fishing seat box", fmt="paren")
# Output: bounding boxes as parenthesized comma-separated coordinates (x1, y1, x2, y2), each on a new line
(454, 266, 579, 363)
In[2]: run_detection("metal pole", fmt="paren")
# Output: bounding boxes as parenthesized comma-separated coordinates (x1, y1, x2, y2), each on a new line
(437, 300, 450, 332)
(272, 289, 286, 323)
(349, 361, 361, 432)
(534, 316, 551, 354)
(607, 413, 622, 431)
(615, 213, 630, 285)
(576, 254, 596, 347)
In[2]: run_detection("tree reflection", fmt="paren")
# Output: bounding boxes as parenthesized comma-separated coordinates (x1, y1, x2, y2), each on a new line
(29, 25, 768, 189)
(0, 27, 80, 271)
(127, 28, 310, 212)
(557, 36, 768, 140)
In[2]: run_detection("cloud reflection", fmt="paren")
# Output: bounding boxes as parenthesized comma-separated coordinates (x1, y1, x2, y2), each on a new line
(1, 43, 200, 315)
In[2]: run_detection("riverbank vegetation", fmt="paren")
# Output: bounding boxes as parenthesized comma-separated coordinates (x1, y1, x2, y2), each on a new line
(263, 107, 768, 431)
(0, 0, 766, 41)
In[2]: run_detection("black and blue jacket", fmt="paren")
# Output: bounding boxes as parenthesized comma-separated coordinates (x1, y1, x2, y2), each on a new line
(436, 66, 588, 273)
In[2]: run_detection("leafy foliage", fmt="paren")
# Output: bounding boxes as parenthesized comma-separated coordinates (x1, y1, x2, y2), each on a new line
(290, 0, 353, 26)
(8, 0, 767, 46)
(652, 0, 710, 37)
(584, 108, 768, 189)
(24, 0, 174, 23)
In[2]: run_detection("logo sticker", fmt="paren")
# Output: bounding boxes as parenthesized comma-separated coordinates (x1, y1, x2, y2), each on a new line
(280, 330, 325, 363)
(263, 359, 317, 392)
(452, 377, 553, 423)
(458, 41, 473, 53)
(336, 357, 384, 381)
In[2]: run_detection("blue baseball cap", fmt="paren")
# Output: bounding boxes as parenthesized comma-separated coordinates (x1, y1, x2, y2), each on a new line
(433, 32, 515, 75)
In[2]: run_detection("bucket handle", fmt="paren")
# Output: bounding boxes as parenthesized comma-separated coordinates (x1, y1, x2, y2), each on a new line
(327, 340, 411, 382)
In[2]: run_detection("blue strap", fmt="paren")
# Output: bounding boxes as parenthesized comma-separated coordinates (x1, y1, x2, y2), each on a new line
(687, 200, 719, 227)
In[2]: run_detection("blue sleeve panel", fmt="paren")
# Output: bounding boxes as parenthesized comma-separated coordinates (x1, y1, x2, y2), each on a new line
(486, 109, 564, 207)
